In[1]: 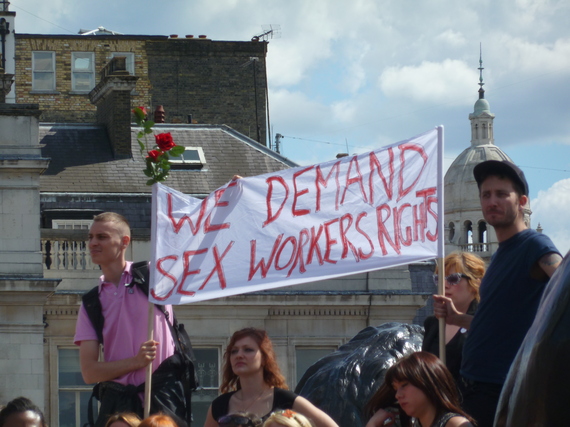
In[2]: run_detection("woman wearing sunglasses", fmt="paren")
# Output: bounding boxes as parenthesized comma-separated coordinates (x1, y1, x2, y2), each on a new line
(204, 328, 339, 427)
(422, 252, 486, 382)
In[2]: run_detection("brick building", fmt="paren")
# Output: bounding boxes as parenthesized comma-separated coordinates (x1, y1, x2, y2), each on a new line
(15, 33, 269, 144)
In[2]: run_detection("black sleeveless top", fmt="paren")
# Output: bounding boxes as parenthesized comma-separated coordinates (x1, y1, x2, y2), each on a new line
(211, 387, 297, 422)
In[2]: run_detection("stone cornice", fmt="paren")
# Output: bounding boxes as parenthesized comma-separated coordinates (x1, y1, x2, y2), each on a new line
(89, 75, 139, 104)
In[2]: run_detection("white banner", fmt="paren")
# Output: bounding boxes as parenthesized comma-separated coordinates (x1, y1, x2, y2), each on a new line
(149, 128, 441, 304)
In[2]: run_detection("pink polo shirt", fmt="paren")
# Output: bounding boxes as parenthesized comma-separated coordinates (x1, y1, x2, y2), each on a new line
(74, 261, 175, 387)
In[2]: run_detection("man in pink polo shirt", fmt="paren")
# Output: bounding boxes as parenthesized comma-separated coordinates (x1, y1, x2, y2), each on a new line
(74, 212, 180, 427)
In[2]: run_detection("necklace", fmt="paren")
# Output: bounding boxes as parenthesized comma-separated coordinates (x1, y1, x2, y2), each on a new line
(239, 387, 272, 413)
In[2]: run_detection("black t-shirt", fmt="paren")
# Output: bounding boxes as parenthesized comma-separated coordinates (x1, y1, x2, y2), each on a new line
(211, 387, 297, 422)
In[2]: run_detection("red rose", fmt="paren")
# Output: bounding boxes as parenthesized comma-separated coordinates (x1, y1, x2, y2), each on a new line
(155, 132, 176, 151)
(146, 150, 161, 162)
(133, 106, 147, 116)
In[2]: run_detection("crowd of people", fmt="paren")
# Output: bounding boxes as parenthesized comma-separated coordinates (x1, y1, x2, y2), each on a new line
(2, 159, 560, 427)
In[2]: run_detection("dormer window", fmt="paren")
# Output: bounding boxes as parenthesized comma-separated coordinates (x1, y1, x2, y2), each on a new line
(170, 147, 206, 170)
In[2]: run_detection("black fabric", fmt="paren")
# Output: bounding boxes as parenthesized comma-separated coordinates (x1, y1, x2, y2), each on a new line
(82, 286, 105, 345)
(211, 388, 297, 422)
(82, 261, 198, 426)
(422, 300, 478, 383)
(431, 412, 463, 427)
(150, 353, 190, 427)
(459, 378, 502, 427)
(87, 381, 143, 427)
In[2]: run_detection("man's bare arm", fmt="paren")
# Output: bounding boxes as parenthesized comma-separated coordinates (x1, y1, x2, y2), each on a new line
(539, 252, 563, 278)
(79, 339, 158, 384)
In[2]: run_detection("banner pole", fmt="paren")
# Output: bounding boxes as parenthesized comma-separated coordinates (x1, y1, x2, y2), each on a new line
(144, 302, 154, 419)
(436, 126, 446, 365)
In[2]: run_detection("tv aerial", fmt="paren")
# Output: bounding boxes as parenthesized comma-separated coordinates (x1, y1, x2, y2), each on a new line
(251, 24, 281, 42)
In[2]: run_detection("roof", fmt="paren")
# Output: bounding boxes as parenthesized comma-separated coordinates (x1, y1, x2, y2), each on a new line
(39, 123, 296, 194)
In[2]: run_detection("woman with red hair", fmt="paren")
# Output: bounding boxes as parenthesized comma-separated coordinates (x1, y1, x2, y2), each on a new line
(204, 328, 338, 427)
(138, 414, 178, 427)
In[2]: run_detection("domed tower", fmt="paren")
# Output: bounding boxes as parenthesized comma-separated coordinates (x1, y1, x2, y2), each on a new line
(444, 52, 531, 258)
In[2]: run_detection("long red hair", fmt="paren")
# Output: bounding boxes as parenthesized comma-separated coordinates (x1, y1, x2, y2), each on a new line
(220, 328, 287, 393)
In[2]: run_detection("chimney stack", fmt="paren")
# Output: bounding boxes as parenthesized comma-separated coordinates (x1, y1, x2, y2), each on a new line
(89, 56, 139, 158)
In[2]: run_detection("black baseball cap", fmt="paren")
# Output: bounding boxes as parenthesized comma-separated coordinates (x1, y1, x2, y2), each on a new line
(473, 160, 529, 196)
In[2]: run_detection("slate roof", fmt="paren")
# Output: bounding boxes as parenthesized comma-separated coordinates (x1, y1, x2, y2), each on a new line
(39, 123, 296, 194)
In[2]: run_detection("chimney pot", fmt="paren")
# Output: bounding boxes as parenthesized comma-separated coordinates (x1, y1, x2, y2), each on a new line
(154, 105, 165, 123)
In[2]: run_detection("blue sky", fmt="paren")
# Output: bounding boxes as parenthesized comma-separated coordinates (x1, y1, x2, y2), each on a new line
(10, 0, 570, 253)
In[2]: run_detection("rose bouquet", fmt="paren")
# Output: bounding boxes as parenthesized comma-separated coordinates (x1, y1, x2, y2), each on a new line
(133, 106, 185, 185)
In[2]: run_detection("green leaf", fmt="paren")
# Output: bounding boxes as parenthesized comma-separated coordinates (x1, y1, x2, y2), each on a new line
(133, 108, 145, 122)
(169, 145, 185, 156)
(146, 178, 156, 186)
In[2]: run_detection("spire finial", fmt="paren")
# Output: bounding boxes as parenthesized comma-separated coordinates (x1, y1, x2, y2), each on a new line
(478, 43, 485, 99)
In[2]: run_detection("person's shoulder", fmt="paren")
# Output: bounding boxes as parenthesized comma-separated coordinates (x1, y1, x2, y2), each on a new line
(424, 315, 437, 328)
(213, 390, 236, 404)
(275, 387, 298, 399)
(444, 416, 473, 427)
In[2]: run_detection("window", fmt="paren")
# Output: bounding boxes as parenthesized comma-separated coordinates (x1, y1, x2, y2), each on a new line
(52, 219, 93, 230)
(111, 52, 135, 75)
(32, 51, 55, 91)
(72, 52, 95, 92)
(448, 222, 455, 242)
(58, 348, 92, 427)
(170, 147, 206, 169)
(295, 347, 336, 384)
(193, 348, 220, 426)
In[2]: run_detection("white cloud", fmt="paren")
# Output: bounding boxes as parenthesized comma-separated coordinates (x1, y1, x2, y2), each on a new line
(531, 178, 570, 255)
(435, 29, 467, 47)
(378, 59, 479, 106)
(491, 35, 570, 75)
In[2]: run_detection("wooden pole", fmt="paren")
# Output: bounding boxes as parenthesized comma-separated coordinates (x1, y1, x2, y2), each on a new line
(144, 302, 154, 419)
(436, 126, 446, 365)
(438, 259, 446, 365)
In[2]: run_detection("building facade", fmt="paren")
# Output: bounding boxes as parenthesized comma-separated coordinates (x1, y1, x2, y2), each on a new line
(14, 33, 269, 145)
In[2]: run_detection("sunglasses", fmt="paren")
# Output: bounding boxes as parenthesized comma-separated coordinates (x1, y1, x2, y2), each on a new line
(432, 273, 468, 285)
(218, 415, 256, 427)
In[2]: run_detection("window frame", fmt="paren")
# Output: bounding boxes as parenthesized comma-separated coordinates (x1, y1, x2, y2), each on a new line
(47, 343, 94, 427)
(192, 345, 222, 426)
(71, 52, 96, 92)
(32, 51, 56, 91)
(287, 337, 343, 389)
(169, 146, 207, 169)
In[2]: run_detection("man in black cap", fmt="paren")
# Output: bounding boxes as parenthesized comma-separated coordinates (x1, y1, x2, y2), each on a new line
(433, 160, 562, 427)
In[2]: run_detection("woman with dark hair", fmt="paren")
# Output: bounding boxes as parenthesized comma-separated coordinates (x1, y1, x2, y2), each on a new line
(423, 251, 486, 382)
(0, 396, 47, 427)
(204, 328, 338, 427)
(364, 352, 473, 427)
